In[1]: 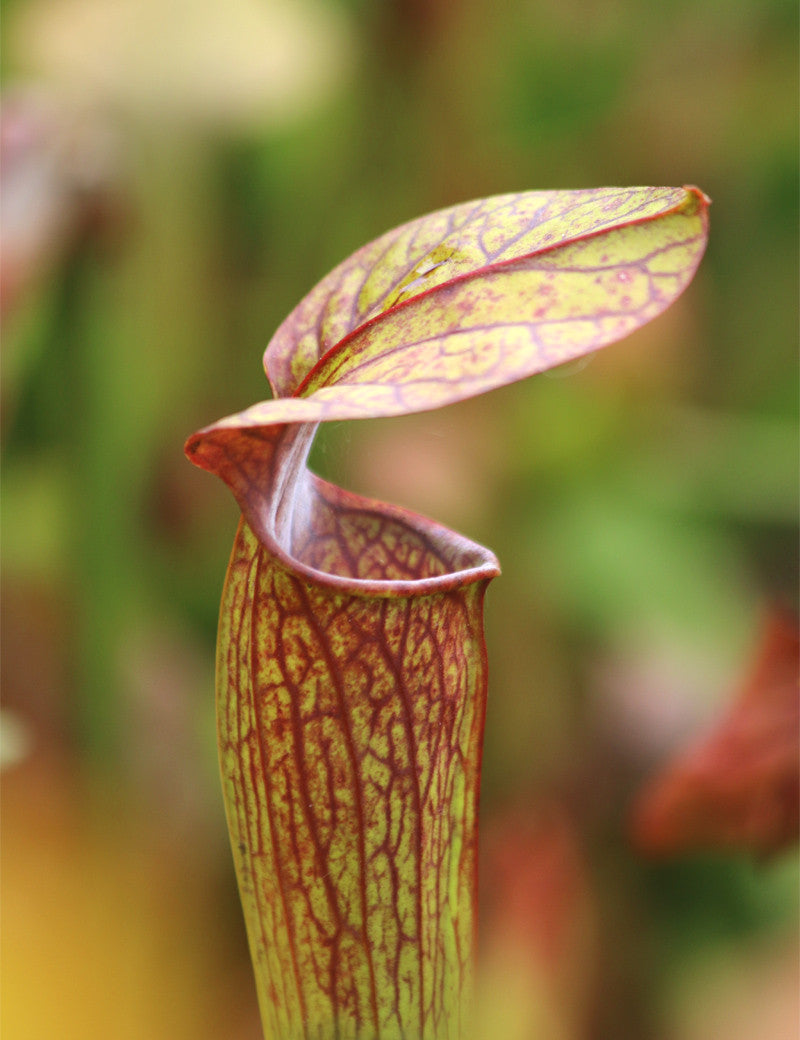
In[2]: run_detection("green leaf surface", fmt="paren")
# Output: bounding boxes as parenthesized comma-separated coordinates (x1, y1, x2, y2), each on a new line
(264, 186, 705, 396)
(191, 185, 708, 440)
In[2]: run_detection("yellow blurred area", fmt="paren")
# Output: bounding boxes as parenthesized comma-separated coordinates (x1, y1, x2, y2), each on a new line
(1, 748, 260, 1040)
(7, 0, 352, 129)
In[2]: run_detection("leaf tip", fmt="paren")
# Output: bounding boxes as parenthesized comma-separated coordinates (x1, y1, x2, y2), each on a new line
(184, 428, 218, 472)
(183, 429, 204, 465)
(183, 422, 252, 486)
(681, 184, 712, 215)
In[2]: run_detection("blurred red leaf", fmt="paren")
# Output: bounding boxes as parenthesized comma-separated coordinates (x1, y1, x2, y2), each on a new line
(630, 607, 800, 857)
(477, 804, 597, 1040)
(483, 805, 588, 966)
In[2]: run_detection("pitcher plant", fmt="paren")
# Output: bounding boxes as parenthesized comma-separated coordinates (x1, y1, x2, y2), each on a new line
(185, 186, 709, 1040)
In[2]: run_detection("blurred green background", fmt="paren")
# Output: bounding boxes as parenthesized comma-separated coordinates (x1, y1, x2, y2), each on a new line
(1, 0, 797, 1037)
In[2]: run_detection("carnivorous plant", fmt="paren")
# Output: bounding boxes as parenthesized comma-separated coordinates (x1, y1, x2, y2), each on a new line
(185, 186, 709, 1040)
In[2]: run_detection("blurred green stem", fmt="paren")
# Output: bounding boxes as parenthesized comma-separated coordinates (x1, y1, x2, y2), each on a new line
(65, 126, 215, 761)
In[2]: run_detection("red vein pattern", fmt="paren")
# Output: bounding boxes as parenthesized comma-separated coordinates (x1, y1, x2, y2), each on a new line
(192, 187, 708, 434)
(191, 417, 499, 1039)
(264, 186, 705, 398)
(217, 513, 496, 1040)
(186, 186, 709, 1040)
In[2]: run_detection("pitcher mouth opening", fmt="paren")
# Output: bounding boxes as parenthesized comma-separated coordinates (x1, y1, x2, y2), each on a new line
(261, 423, 500, 597)
(188, 418, 500, 599)
(272, 470, 501, 598)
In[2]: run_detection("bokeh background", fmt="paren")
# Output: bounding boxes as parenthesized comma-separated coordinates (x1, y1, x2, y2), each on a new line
(2, 0, 797, 1037)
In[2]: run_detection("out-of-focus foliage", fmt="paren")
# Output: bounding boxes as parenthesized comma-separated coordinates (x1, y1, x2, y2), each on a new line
(631, 606, 799, 857)
(1, 1, 797, 1038)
